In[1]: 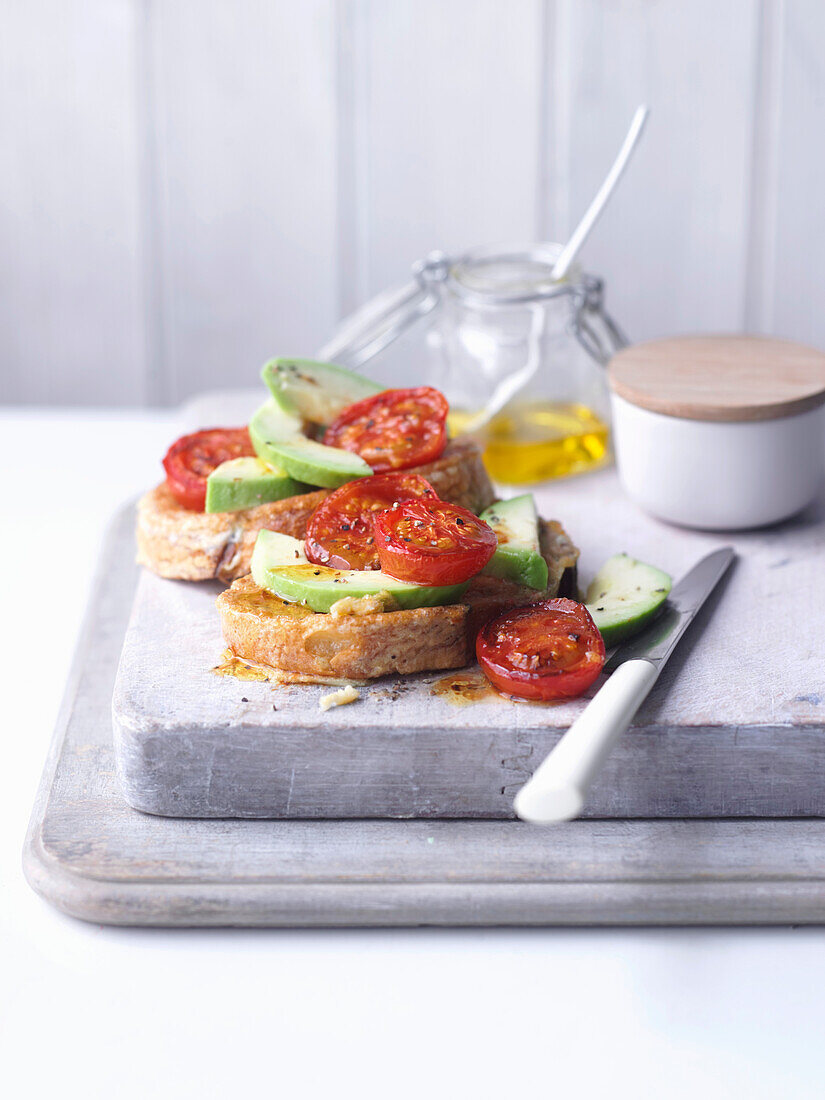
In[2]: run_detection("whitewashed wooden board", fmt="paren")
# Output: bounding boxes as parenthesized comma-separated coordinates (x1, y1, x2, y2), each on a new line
(111, 442, 825, 818)
(23, 503, 825, 925)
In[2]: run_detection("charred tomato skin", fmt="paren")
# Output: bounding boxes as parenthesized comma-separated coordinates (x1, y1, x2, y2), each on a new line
(476, 598, 606, 701)
(374, 498, 497, 586)
(323, 386, 448, 473)
(162, 427, 255, 511)
(304, 471, 438, 571)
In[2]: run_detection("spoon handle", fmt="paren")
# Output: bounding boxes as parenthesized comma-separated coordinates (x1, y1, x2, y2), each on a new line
(551, 105, 650, 281)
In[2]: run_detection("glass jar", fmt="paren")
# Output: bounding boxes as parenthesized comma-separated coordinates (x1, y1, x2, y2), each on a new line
(318, 243, 627, 485)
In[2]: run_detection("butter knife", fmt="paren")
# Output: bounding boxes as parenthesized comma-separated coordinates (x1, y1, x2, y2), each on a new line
(513, 546, 735, 824)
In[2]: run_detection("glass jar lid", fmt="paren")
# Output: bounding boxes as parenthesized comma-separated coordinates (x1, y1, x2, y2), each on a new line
(318, 243, 625, 370)
(318, 244, 586, 369)
(445, 243, 580, 307)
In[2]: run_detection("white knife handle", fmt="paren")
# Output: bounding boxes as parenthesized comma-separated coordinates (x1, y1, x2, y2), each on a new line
(513, 659, 659, 824)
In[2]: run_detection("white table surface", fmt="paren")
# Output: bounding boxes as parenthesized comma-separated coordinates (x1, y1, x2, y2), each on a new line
(3, 406, 825, 1099)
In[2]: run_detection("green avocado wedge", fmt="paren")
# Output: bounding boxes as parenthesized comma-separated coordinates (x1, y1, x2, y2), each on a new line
(205, 456, 307, 513)
(251, 529, 469, 614)
(249, 399, 373, 489)
(261, 358, 383, 424)
(585, 553, 673, 647)
(480, 494, 549, 590)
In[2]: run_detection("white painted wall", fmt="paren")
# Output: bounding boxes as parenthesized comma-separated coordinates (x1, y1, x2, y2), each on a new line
(2, 0, 824, 405)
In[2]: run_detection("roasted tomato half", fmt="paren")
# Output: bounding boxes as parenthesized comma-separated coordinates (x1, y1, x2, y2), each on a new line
(374, 498, 497, 586)
(305, 472, 438, 570)
(162, 427, 255, 511)
(323, 386, 448, 473)
(476, 598, 605, 701)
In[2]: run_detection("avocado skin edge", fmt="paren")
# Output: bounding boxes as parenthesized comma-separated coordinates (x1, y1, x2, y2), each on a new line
(585, 554, 673, 648)
(253, 566, 470, 614)
(482, 545, 549, 591)
(261, 358, 383, 423)
(589, 604, 667, 649)
(205, 463, 307, 514)
(249, 419, 373, 490)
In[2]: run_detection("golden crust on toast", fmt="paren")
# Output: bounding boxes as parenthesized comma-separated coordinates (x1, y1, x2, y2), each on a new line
(137, 436, 495, 582)
(216, 520, 579, 683)
(218, 579, 469, 681)
(136, 483, 327, 582)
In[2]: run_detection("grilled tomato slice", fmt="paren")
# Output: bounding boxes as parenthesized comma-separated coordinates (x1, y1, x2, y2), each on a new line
(305, 471, 438, 570)
(476, 599, 606, 701)
(323, 386, 448, 473)
(374, 498, 497, 586)
(162, 427, 255, 511)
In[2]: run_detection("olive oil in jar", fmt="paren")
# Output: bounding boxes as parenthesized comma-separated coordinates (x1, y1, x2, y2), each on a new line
(449, 401, 610, 485)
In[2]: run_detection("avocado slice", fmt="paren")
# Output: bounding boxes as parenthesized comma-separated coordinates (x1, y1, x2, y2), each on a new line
(251, 529, 469, 613)
(480, 494, 549, 590)
(585, 553, 673, 647)
(249, 400, 373, 490)
(261, 358, 383, 424)
(205, 456, 307, 513)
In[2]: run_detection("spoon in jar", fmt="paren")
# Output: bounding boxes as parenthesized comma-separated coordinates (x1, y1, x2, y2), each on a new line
(550, 103, 649, 281)
(460, 105, 649, 434)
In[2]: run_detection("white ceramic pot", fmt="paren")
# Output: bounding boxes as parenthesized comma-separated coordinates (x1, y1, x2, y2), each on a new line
(610, 394, 825, 530)
(608, 334, 825, 531)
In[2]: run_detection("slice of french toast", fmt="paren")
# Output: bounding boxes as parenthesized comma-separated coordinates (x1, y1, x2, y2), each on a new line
(137, 436, 495, 582)
(216, 520, 579, 683)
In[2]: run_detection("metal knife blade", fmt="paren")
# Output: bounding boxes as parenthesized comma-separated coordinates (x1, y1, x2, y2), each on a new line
(603, 546, 735, 672)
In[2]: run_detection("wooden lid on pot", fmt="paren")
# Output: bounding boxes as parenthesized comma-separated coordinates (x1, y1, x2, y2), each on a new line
(608, 335, 825, 422)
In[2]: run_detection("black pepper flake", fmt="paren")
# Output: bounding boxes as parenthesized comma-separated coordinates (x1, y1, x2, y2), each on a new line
(596, 606, 604, 611)
(272, 704, 278, 711)
(366, 419, 375, 428)
(456, 517, 465, 525)
(341, 523, 351, 531)
(313, 570, 321, 575)
(568, 633, 580, 642)
(241, 697, 249, 703)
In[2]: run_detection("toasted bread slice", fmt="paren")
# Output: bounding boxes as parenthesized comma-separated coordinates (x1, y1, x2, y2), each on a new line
(216, 520, 578, 683)
(137, 436, 495, 582)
